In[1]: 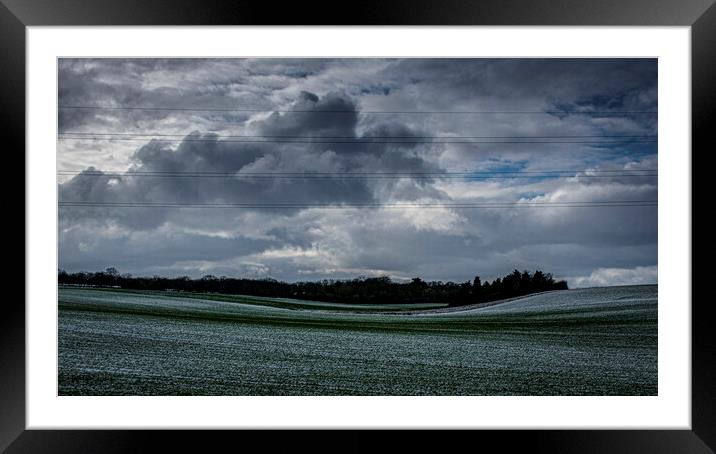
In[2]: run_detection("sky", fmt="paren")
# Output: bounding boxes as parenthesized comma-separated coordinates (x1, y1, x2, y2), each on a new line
(57, 58, 658, 288)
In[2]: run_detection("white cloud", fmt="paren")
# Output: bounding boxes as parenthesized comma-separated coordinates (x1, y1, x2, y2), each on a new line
(567, 265, 658, 288)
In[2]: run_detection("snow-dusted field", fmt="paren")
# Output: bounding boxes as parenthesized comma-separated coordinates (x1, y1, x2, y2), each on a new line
(58, 285, 657, 395)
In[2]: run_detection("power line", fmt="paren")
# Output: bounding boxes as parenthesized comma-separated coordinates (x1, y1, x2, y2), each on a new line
(57, 136, 657, 145)
(57, 170, 657, 180)
(57, 169, 658, 175)
(58, 105, 658, 115)
(58, 132, 657, 140)
(58, 200, 658, 209)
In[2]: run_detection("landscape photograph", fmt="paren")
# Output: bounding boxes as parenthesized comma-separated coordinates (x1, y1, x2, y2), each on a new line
(57, 58, 657, 396)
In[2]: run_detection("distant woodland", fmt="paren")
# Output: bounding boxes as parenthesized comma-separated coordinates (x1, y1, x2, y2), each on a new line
(58, 268, 568, 307)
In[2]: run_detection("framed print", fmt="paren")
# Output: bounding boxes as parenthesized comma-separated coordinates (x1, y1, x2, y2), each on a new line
(6, 0, 712, 452)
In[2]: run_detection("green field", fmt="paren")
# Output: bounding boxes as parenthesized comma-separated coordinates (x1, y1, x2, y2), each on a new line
(58, 285, 657, 395)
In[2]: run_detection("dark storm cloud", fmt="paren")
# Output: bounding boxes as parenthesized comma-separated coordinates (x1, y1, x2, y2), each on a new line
(58, 58, 658, 286)
(59, 90, 446, 229)
(257, 91, 358, 137)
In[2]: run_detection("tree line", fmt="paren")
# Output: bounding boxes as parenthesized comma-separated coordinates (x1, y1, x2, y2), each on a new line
(58, 268, 568, 307)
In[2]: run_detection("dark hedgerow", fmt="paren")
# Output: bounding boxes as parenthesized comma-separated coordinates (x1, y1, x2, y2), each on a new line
(58, 268, 568, 307)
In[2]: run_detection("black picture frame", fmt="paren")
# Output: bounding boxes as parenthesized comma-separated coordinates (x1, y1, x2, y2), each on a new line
(5, 1, 712, 452)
